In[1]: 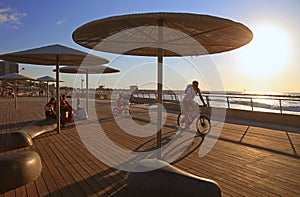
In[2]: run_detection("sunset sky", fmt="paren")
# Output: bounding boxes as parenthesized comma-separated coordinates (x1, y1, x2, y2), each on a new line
(0, 0, 299, 93)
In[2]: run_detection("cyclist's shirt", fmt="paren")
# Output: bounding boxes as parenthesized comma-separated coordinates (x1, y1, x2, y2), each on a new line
(183, 84, 200, 101)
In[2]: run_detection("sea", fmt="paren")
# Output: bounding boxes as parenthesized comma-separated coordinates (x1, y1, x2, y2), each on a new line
(131, 91, 300, 115)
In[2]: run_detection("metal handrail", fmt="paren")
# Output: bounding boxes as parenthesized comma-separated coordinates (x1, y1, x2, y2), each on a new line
(203, 94, 300, 114)
(129, 91, 299, 115)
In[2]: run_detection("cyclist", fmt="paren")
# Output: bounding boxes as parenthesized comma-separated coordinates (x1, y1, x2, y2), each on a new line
(183, 80, 207, 127)
(116, 93, 128, 109)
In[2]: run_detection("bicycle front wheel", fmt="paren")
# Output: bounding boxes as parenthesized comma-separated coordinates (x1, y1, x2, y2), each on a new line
(177, 113, 188, 130)
(196, 115, 211, 135)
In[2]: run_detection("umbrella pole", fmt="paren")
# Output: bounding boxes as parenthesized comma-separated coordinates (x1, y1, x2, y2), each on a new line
(157, 55, 163, 159)
(47, 81, 49, 102)
(156, 19, 163, 159)
(14, 79, 17, 108)
(56, 56, 61, 134)
(86, 71, 89, 114)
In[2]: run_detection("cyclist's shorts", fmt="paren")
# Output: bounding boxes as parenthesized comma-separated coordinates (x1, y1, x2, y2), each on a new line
(182, 100, 195, 113)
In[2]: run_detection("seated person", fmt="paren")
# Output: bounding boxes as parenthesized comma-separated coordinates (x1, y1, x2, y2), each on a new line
(45, 97, 56, 119)
(76, 108, 88, 120)
(60, 95, 73, 123)
(76, 98, 81, 110)
(74, 98, 88, 120)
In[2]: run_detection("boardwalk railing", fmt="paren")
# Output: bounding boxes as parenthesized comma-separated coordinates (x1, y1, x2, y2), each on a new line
(203, 94, 300, 115)
(115, 90, 300, 115)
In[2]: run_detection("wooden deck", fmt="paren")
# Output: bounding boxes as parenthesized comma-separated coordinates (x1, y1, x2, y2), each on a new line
(0, 96, 300, 196)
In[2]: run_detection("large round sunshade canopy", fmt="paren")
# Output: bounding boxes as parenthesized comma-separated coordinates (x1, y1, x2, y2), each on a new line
(0, 44, 109, 65)
(57, 65, 120, 74)
(0, 44, 109, 134)
(0, 72, 36, 81)
(73, 12, 253, 56)
(72, 12, 253, 159)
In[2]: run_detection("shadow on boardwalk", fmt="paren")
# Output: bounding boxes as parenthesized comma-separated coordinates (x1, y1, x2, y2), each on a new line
(44, 168, 129, 197)
(1, 97, 300, 196)
(0, 120, 35, 130)
(210, 123, 300, 159)
(215, 134, 299, 159)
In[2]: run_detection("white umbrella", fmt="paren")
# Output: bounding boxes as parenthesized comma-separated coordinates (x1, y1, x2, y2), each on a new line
(0, 44, 109, 133)
(0, 72, 36, 108)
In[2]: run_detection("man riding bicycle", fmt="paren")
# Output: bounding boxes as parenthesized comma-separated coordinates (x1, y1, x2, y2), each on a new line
(183, 80, 207, 126)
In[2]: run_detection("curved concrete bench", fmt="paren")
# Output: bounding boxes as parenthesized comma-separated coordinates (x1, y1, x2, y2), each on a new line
(5, 118, 56, 149)
(128, 159, 221, 197)
(0, 151, 42, 193)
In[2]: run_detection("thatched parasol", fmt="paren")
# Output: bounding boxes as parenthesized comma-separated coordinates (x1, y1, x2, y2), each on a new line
(72, 12, 253, 158)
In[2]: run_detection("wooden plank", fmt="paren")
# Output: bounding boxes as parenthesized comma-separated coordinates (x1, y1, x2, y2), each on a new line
(35, 173, 53, 197)
(1, 97, 300, 196)
(35, 135, 72, 196)
(34, 136, 63, 196)
(25, 181, 39, 197)
(14, 186, 26, 197)
(55, 129, 122, 196)
(49, 137, 98, 196)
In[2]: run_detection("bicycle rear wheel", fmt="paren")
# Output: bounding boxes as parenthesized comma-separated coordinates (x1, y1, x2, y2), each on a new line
(196, 115, 211, 135)
(113, 107, 119, 116)
(177, 113, 188, 130)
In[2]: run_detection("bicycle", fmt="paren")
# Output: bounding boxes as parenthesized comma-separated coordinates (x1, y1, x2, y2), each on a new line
(177, 105, 211, 135)
(113, 103, 131, 117)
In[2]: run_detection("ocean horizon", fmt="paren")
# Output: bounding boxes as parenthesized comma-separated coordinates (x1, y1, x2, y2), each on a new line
(124, 90, 300, 115)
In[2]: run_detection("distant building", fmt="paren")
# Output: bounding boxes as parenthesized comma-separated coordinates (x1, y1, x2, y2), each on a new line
(0, 61, 19, 76)
(130, 85, 138, 93)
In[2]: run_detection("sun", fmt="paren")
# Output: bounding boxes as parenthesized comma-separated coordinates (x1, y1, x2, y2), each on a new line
(237, 25, 291, 78)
